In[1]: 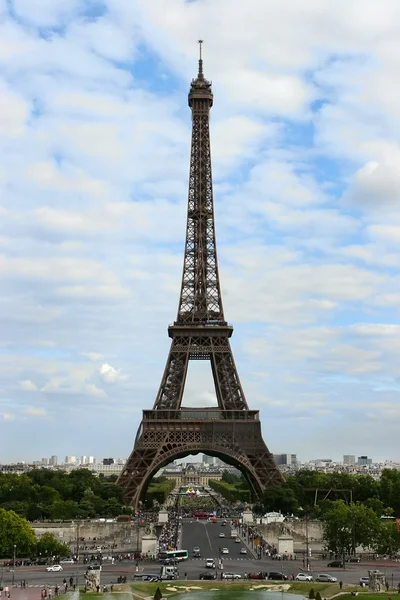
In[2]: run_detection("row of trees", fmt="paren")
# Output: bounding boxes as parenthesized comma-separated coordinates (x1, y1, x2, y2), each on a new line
(142, 478, 175, 507)
(209, 478, 251, 504)
(0, 469, 130, 520)
(323, 500, 400, 556)
(0, 509, 70, 558)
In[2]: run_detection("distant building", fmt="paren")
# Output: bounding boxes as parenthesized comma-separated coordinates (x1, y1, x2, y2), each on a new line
(274, 454, 297, 466)
(80, 456, 88, 465)
(87, 456, 95, 464)
(64, 456, 76, 465)
(163, 463, 222, 487)
(202, 455, 214, 466)
(49, 455, 58, 466)
(103, 458, 115, 465)
(343, 455, 356, 466)
(358, 455, 372, 466)
(41, 458, 49, 465)
(86, 463, 124, 476)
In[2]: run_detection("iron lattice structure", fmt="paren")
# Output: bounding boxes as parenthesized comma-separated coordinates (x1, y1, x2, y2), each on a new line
(118, 45, 283, 508)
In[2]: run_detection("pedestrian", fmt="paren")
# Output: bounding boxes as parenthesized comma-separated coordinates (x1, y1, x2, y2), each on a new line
(386, 582, 390, 591)
(339, 581, 343, 590)
(185, 572, 187, 581)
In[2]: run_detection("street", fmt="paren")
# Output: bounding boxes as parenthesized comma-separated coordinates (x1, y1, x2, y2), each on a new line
(3, 518, 400, 589)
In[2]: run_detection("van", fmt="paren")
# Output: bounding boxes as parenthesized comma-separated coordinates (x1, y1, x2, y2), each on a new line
(160, 566, 179, 580)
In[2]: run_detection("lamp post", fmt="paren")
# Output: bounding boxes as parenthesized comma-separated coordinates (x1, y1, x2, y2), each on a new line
(12, 544, 16, 586)
(75, 520, 80, 592)
(305, 516, 310, 572)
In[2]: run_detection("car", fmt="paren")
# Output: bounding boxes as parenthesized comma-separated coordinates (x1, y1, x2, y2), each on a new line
(46, 565, 63, 572)
(295, 573, 313, 582)
(360, 576, 369, 586)
(219, 532, 225, 538)
(134, 574, 160, 582)
(222, 572, 242, 580)
(268, 572, 288, 580)
(346, 556, 361, 563)
(235, 538, 241, 543)
(87, 565, 102, 571)
(240, 548, 247, 555)
(193, 546, 201, 557)
(327, 560, 343, 568)
(248, 572, 267, 580)
(206, 558, 216, 569)
(199, 572, 217, 580)
(221, 548, 229, 555)
(60, 559, 74, 565)
(316, 574, 338, 583)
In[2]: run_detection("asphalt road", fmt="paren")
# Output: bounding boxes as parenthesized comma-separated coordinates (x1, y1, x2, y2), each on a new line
(4, 519, 400, 588)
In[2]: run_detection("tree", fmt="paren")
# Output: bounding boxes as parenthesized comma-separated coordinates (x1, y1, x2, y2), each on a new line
(36, 532, 69, 558)
(374, 521, 400, 556)
(323, 501, 380, 555)
(260, 484, 299, 515)
(0, 509, 36, 558)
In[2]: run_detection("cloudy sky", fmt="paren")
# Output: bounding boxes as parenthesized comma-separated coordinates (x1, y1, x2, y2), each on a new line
(1, 0, 400, 464)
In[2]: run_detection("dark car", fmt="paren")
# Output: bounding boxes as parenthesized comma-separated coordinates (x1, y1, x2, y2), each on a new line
(134, 573, 160, 582)
(346, 556, 360, 563)
(327, 561, 344, 568)
(248, 572, 266, 580)
(199, 572, 217, 580)
(268, 572, 288, 580)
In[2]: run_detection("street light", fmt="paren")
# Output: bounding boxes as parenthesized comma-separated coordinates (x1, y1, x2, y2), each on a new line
(12, 544, 16, 586)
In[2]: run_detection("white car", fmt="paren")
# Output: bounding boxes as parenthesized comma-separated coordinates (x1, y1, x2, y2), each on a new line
(221, 548, 229, 554)
(240, 548, 247, 555)
(235, 538, 241, 543)
(206, 558, 215, 569)
(60, 559, 74, 565)
(47, 565, 63, 572)
(219, 532, 225, 538)
(295, 573, 313, 582)
(223, 572, 242, 580)
(316, 574, 338, 583)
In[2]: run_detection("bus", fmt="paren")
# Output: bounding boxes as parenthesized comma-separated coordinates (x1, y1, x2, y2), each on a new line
(193, 511, 209, 520)
(158, 550, 189, 563)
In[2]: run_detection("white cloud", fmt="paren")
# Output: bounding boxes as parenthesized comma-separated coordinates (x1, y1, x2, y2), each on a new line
(99, 363, 127, 384)
(83, 352, 104, 362)
(19, 380, 38, 391)
(1, 413, 15, 422)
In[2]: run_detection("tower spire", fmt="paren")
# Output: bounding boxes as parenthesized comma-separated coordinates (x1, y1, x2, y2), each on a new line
(198, 39, 204, 78)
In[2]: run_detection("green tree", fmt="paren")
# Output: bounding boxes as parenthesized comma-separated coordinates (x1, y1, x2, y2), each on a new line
(323, 501, 380, 555)
(260, 484, 299, 515)
(0, 509, 36, 558)
(36, 532, 69, 557)
(374, 521, 400, 556)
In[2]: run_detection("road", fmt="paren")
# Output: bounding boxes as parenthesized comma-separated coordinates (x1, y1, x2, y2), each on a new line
(4, 519, 400, 588)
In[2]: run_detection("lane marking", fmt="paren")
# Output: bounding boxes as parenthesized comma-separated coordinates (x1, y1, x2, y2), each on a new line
(203, 523, 213, 552)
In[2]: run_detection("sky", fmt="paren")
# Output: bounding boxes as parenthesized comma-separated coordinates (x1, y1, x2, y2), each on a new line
(1, 0, 400, 464)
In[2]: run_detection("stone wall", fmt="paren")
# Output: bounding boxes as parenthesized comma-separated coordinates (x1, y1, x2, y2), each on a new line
(257, 520, 324, 549)
(32, 521, 143, 550)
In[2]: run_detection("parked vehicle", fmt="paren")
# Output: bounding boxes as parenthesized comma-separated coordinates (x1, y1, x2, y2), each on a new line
(268, 572, 288, 580)
(360, 576, 369, 586)
(199, 572, 217, 580)
(160, 566, 179, 580)
(316, 574, 338, 583)
(248, 572, 266, 580)
(222, 572, 242, 580)
(60, 559, 75, 565)
(295, 573, 313, 582)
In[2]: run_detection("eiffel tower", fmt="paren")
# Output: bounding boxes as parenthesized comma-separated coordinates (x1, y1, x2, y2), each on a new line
(118, 42, 283, 508)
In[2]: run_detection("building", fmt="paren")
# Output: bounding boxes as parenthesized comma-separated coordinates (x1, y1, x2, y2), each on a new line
(64, 456, 76, 465)
(162, 463, 222, 487)
(103, 458, 114, 465)
(343, 455, 356, 466)
(274, 454, 297, 466)
(41, 458, 49, 465)
(80, 456, 88, 465)
(87, 456, 95, 464)
(358, 456, 372, 466)
(49, 455, 58, 466)
(86, 463, 124, 476)
(202, 455, 214, 466)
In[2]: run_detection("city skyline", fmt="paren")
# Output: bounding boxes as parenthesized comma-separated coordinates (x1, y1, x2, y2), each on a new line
(1, 1, 400, 461)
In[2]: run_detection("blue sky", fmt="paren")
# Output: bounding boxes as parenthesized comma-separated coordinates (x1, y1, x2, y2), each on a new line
(1, 0, 400, 463)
